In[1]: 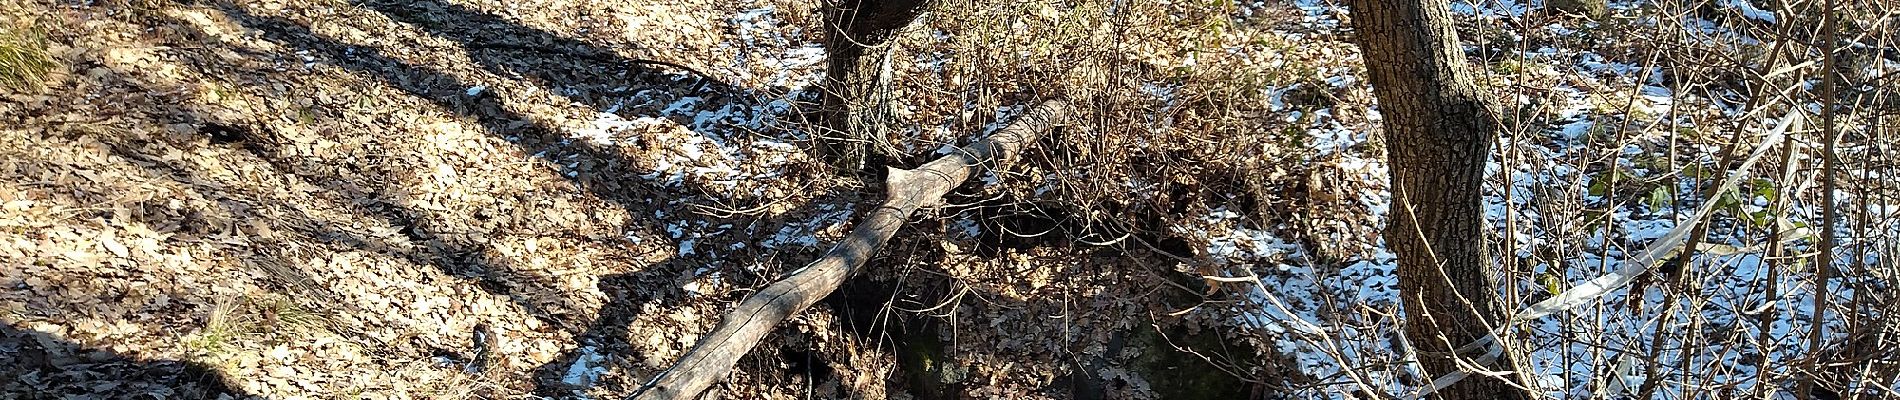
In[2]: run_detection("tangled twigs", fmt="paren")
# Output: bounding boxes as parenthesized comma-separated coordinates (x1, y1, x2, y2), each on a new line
(629, 99, 1073, 400)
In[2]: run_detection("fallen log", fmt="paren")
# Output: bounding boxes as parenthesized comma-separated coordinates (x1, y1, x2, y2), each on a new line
(631, 99, 1073, 400)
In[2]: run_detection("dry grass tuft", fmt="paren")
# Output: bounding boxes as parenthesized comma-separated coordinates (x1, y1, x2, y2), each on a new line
(183, 293, 327, 360)
(183, 296, 249, 359)
(0, 19, 53, 93)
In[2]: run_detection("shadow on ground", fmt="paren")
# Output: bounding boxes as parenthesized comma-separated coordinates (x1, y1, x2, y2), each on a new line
(176, 0, 844, 395)
(1, 323, 256, 400)
(19, 1, 1284, 397)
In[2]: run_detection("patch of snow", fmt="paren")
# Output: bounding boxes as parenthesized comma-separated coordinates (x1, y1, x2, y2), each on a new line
(1292, 0, 1343, 29)
(954, 218, 981, 239)
(1140, 82, 1179, 104)
(563, 90, 806, 200)
(1546, 23, 1576, 36)
(1305, 122, 1370, 157)
(1720, 0, 1777, 24)
(760, 207, 855, 251)
(1325, 72, 1357, 89)
(729, 3, 828, 89)
(1450, 0, 1528, 17)
(1199, 208, 1300, 264)
(561, 345, 607, 389)
(1267, 84, 1299, 112)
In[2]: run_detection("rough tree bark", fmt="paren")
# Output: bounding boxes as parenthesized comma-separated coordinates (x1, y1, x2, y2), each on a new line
(1345, 1, 1530, 399)
(630, 100, 1072, 400)
(819, 0, 931, 171)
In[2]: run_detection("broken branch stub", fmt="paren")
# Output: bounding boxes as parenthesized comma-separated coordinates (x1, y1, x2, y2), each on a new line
(631, 99, 1073, 400)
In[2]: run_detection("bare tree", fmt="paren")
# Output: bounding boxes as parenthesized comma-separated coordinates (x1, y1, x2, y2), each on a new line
(1345, 1, 1529, 398)
(818, 0, 931, 171)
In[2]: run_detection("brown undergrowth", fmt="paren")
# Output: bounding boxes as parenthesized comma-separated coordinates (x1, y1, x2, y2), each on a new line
(4, 0, 1366, 398)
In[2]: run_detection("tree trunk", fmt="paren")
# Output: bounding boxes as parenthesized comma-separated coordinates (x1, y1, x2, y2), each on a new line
(1345, 1, 1529, 399)
(819, 0, 929, 172)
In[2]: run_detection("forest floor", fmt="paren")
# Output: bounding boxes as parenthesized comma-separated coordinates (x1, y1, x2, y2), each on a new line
(2, 0, 1877, 399)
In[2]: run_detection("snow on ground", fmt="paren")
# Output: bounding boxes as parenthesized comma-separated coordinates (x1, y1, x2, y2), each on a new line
(1450, 0, 1530, 18)
(544, 0, 828, 202)
(727, 4, 828, 89)
(1721, 0, 1779, 24)
(561, 94, 804, 197)
(562, 345, 610, 388)
(522, 0, 1890, 396)
(1290, 0, 1345, 29)
(1204, 3, 1879, 398)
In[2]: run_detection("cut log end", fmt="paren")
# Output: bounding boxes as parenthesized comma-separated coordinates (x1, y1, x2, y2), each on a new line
(885, 166, 916, 199)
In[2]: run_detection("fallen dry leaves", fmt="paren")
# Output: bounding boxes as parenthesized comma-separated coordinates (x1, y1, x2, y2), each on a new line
(0, 0, 814, 397)
(1, 0, 1335, 398)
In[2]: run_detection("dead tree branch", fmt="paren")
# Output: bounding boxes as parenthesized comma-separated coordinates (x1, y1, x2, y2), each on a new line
(630, 99, 1073, 400)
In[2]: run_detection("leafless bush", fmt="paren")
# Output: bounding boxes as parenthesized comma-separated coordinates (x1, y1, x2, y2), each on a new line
(844, 0, 1899, 397)
(885, 0, 1320, 248)
(1461, 0, 1900, 398)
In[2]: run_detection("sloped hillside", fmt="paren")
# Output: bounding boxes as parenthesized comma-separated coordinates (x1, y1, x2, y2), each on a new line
(4, 0, 1895, 399)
